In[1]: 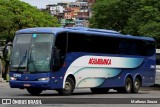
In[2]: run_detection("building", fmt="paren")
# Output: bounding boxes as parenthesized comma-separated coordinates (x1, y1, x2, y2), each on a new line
(74, 1, 89, 27)
(68, 2, 80, 8)
(64, 8, 74, 19)
(68, 1, 88, 12)
(61, 19, 75, 27)
(87, 0, 96, 18)
(45, 0, 95, 27)
(46, 4, 65, 19)
(75, 11, 89, 27)
(57, 2, 68, 8)
(46, 4, 56, 15)
(76, 12, 89, 20)
(74, 19, 89, 27)
(72, 7, 80, 20)
(79, 2, 88, 11)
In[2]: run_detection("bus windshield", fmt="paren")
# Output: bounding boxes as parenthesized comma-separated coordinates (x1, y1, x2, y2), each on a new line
(11, 33, 54, 73)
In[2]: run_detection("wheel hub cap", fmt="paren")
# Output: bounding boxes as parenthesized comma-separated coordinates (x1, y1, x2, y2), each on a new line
(65, 82, 71, 91)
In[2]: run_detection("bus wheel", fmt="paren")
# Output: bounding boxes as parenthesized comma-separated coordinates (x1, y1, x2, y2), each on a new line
(90, 88, 109, 94)
(124, 77, 132, 93)
(58, 77, 75, 96)
(27, 88, 43, 96)
(132, 78, 141, 93)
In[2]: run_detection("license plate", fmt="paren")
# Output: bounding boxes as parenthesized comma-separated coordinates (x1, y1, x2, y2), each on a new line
(24, 84, 30, 87)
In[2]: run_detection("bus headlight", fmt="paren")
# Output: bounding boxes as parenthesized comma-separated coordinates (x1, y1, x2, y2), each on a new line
(10, 77, 17, 80)
(38, 77, 49, 81)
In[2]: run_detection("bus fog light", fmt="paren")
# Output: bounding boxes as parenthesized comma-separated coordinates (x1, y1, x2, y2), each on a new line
(38, 77, 49, 81)
(10, 77, 17, 80)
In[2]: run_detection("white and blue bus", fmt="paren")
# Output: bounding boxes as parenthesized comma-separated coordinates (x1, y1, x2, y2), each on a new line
(6, 27, 156, 95)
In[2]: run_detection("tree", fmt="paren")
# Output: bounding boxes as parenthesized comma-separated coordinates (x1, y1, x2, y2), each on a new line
(0, 1, 14, 41)
(0, 0, 60, 42)
(124, 0, 160, 47)
(90, 0, 140, 31)
(89, 0, 160, 47)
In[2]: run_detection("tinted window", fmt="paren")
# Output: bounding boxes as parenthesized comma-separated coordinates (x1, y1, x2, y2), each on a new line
(119, 39, 140, 55)
(55, 33, 67, 57)
(67, 33, 118, 54)
(143, 41, 155, 56)
(67, 33, 155, 56)
(54, 33, 67, 71)
(119, 39, 155, 56)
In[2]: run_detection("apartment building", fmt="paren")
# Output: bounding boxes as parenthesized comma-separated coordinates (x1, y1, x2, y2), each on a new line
(46, 4, 65, 18)
(45, 0, 95, 27)
(64, 8, 74, 19)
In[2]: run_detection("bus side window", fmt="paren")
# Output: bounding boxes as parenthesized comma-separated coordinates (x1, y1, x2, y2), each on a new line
(145, 41, 155, 56)
(53, 33, 67, 71)
(119, 40, 130, 55)
(119, 39, 140, 56)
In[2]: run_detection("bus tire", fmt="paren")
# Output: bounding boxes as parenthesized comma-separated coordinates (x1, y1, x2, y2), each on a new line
(58, 77, 75, 96)
(124, 77, 132, 93)
(132, 78, 141, 93)
(90, 88, 109, 94)
(27, 88, 43, 96)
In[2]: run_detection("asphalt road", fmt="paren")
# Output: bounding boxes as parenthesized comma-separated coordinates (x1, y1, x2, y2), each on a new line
(0, 82, 160, 107)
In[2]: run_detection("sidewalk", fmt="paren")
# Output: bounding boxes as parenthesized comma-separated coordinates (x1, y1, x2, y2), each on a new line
(0, 77, 6, 82)
(0, 81, 9, 87)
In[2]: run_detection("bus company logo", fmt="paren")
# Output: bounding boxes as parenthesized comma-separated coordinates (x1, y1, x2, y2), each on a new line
(88, 58, 111, 65)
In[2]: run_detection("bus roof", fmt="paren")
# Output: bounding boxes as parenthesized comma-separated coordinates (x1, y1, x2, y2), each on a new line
(16, 27, 155, 41)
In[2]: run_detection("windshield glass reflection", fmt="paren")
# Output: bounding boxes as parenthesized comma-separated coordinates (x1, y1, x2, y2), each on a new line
(11, 34, 54, 73)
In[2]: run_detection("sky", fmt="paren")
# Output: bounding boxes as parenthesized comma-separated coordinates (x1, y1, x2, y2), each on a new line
(20, 0, 76, 9)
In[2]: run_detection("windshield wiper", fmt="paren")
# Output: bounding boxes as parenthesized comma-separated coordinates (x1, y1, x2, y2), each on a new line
(16, 50, 28, 72)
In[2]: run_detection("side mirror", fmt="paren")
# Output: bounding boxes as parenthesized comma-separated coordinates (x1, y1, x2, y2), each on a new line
(3, 43, 13, 63)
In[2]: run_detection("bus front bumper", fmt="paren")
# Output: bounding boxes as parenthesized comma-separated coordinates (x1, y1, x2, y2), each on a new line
(9, 80, 50, 89)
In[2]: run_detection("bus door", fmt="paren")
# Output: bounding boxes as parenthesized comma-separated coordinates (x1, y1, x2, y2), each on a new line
(51, 32, 67, 89)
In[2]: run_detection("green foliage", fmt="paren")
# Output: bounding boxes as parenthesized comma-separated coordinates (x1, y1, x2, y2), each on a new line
(0, 0, 60, 42)
(90, 0, 140, 31)
(90, 0, 160, 47)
